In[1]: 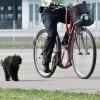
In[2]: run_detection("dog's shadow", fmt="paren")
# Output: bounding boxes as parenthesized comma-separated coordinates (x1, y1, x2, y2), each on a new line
(20, 80, 48, 82)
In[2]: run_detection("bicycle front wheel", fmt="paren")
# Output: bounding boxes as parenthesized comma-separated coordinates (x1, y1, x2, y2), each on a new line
(71, 27, 96, 79)
(33, 29, 57, 78)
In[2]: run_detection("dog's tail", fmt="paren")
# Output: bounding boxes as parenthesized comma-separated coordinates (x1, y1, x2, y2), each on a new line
(0, 59, 3, 66)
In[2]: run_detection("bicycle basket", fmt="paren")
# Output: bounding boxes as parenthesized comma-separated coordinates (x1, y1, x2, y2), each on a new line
(70, 3, 94, 26)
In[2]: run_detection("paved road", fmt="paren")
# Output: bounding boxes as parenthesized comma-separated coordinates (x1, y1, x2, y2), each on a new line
(0, 49, 100, 93)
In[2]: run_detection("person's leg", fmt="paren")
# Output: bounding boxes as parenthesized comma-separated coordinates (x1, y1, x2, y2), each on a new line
(41, 9, 59, 72)
(42, 14, 57, 72)
(41, 7, 72, 71)
(61, 31, 69, 46)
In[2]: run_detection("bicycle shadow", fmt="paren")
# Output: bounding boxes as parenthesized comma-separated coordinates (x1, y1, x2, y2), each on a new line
(19, 77, 76, 82)
(19, 76, 100, 81)
(88, 76, 100, 80)
(50, 76, 100, 80)
(50, 76, 78, 80)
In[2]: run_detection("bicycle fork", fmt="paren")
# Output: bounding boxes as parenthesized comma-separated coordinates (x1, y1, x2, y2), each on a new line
(74, 32, 90, 55)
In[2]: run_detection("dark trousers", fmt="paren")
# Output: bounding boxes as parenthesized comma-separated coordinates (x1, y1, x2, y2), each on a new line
(41, 7, 66, 63)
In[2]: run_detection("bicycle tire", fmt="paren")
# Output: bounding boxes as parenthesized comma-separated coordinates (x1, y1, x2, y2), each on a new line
(71, 27, 96, 79)
(33, 29, 57, 78)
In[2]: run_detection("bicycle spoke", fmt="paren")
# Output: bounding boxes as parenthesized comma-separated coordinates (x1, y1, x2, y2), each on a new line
(80, 33, 89, 55)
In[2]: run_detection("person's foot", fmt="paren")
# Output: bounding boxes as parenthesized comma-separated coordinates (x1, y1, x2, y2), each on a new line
(61, 39, 67, 46)
(61, 33, 68, 46)
(42, 62, 51, 73)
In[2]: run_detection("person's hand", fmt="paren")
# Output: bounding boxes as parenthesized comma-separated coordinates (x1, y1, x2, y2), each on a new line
(73, 0, 78, 6)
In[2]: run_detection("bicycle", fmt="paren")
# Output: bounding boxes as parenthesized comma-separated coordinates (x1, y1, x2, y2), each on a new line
(33, 3, 97, 79)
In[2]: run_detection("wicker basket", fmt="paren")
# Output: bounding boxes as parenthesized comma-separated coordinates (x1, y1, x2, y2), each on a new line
(70, 3, 94, 26)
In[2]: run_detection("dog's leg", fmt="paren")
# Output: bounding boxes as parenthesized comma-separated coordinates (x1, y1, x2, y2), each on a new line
(16, 69, 19, 81)
(10, 71, 19, 81)
(3, 68, 10, 81)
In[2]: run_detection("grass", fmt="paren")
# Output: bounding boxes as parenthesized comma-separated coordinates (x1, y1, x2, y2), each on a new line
(0, 40, 99, 49)
(0, 41, 33, 49)
(96, 42, 100, 48)
(0, 88, 100, 100)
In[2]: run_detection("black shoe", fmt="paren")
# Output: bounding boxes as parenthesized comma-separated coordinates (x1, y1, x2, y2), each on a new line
(62, 33, 68, 46)
(42, 62, 51, 73)
(61, 39, 67, 46)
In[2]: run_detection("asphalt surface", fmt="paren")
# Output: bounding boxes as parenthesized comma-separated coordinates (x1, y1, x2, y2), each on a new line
(0, 49, 100, 93)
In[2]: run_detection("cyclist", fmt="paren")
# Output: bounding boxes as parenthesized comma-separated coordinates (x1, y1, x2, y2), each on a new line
(40, 0, 78, 73)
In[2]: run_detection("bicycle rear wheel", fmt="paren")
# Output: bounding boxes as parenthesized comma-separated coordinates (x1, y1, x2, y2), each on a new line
(33, 29, 57, 78)
(71, 27, 96, 79)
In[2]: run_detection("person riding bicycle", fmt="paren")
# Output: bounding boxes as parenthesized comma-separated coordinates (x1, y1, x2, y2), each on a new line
(40, 0, 78, 73)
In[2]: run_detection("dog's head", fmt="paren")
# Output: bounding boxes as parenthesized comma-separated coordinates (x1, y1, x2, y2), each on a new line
(11, 55, 22, 66)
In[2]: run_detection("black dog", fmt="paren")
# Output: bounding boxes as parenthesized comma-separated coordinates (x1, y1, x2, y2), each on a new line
(1, 55, 22, 81)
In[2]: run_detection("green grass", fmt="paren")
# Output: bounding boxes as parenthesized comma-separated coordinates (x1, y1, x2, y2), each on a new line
(0, 41, 33, 49)
(96, 42, 100, 48)
(0, 88, 100, 100)
(0, 40, 99, 49)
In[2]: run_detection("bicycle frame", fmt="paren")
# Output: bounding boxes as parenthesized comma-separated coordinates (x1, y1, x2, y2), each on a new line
(34, 3, 96, 78)
(55, 5, 76, 68)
